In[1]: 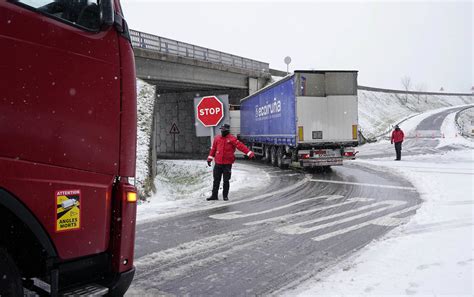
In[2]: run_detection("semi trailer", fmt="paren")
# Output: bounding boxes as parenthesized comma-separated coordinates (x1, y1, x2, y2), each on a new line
(239, 70, 359, 169)
(1, 0, 137, 295)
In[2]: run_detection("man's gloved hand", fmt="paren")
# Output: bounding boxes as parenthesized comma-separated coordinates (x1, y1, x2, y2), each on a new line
(247, 151, 255, 159)
(391, 141, 393, 144)
(207, 157, 212, 167)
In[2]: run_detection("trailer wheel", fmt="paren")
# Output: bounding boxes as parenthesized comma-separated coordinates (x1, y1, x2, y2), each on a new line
(270, 146, 278, 167)
(250, 144, 262, 160)
(0, 247, 23, 297)
(277, 147, 289, 169)
(264, 146, 272, 163)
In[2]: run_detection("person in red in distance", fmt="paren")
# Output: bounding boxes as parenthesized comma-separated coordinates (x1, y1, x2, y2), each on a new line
(207, 124, 255, 201)
(391, 124, 405, 161)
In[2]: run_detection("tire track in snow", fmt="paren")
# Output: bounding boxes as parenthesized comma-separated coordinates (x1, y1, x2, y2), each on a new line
(132, 226, 270, 289)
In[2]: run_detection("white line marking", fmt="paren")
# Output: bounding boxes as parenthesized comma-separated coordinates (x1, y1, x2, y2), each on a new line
(209, 195, 341, 220)
(244, 197, 372, 226)
(275, 199, 407, 235)
(138, 175, 311, 223)
(310, 179, 416, 191)
(312, 205, 419, 241)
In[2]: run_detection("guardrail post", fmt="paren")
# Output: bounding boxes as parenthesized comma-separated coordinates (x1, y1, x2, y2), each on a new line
(139, 32, 145, 48)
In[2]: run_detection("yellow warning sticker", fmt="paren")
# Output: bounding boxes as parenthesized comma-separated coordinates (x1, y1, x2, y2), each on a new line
(55, 190, 81, 232)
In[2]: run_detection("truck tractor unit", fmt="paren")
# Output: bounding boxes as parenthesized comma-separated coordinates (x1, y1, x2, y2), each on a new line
(1, 0, 137, 295)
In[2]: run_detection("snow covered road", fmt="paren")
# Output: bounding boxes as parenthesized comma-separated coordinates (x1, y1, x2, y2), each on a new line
(127, 161, 421, 296)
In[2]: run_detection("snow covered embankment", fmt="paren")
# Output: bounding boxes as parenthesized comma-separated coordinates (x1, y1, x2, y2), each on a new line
(137, 160, 270, 223)
(135, 79, 155, 198)
(456, 106, 474, 137)
(358, 89, 473, 139)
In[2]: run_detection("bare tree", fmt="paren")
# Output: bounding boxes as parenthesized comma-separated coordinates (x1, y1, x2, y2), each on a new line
(415, 83, 426, 104)
(401, 76, 411, 104)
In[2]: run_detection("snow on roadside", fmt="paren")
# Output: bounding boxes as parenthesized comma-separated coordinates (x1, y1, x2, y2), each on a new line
(136, 160, 271, 223)
(438, 111, 473, 149)
(457, 107, 474, 137)
(358, 89, 473, 139)
(135, 79, 155, 198)
(289, 110, 474, 296)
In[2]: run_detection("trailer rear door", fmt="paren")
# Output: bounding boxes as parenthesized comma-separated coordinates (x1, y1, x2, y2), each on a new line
(296, 71, 358, 144)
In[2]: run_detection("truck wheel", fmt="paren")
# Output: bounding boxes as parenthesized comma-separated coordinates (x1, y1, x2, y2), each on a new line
(270, 146, 278, 167)
(277, 147, 289, 169)
(264, 146, 272, 163)
(0, 248, 23, 297)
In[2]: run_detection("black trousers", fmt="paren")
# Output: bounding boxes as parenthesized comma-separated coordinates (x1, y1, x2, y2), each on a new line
(394, 142, 402, 160)
(212, 164, 232, 199)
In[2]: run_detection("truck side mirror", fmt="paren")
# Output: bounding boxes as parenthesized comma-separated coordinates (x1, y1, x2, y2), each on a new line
(100, 0, 114, 29)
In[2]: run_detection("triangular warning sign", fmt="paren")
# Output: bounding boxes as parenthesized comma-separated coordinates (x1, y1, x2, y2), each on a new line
(169, 123, 180, 134)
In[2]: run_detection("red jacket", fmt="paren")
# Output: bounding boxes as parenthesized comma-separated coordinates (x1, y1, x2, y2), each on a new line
(391, 129, 405, 143)
(208, 134, 251, 165)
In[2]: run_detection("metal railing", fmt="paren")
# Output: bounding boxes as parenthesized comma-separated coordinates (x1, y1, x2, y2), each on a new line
(130, 29, 269, 73)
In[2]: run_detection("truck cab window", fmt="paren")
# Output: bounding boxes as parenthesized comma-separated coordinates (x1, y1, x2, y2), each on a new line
(17, 0, 100, 31)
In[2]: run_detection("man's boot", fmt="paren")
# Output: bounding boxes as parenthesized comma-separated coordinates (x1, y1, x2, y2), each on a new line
(206, 196, 218, 201)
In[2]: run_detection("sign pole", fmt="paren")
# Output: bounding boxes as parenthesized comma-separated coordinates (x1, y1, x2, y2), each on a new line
(173, 133, 176, 157)
(169, 123, 180, 157)
(210, 127, 214, 148)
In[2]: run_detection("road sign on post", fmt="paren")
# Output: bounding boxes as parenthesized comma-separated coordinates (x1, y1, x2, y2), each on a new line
(196, 96, 224, 127)
(169, 123, 180, 156)
(196, 96, 225, 145)
(194, 95, 229, 138)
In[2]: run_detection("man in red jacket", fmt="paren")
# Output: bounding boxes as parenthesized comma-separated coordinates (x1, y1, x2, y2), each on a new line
(391, 125, 405, 161)
(207, 124, 255, 201)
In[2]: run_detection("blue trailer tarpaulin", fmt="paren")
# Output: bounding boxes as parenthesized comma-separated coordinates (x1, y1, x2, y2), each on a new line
(240, 77, 296, 146)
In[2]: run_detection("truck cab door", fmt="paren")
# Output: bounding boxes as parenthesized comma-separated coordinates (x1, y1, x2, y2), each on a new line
(1, 0, 121, 259)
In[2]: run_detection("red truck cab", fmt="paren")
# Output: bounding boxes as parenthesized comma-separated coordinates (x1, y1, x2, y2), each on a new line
(0, 0, 137, 295)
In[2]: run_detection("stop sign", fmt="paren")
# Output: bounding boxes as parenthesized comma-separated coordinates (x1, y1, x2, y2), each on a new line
(196, 96, 224, 127)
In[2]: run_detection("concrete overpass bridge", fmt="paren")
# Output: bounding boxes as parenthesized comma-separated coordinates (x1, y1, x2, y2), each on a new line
(130, 29, 274, 161)
(131, 30, 271, 95)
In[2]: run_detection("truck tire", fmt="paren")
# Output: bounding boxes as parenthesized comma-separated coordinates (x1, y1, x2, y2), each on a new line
(264, 146, 272, 163)
(276, 147, 289, 169)
(270, 146, 278, 167)
(0, 248, 23, 297)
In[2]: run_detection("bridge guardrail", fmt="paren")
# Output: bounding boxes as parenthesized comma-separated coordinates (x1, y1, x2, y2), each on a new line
(130, 30, 270, 73)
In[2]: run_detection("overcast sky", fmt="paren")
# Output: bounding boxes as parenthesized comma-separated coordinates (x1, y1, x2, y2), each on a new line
(121, 0, 473, 93)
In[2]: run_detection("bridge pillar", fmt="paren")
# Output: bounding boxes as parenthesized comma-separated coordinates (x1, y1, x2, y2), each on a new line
(153, 89, 248, 159)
